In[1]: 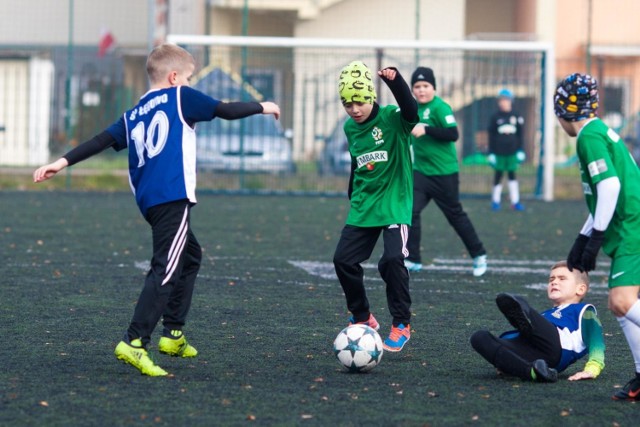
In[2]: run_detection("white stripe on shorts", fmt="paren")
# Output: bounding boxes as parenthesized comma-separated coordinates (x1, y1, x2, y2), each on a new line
(162, 207, 189, 286)
(400, 224, 409, 258)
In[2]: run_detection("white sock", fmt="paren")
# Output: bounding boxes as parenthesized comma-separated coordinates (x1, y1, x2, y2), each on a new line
(625, 300, 640, 326)
(618, 315, 640, 372)
(492, 184, 502, 204)
(508, 180, 520, 204)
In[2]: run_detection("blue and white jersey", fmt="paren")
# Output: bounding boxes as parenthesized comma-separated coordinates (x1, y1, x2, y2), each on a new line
(541, 303, 594, 371)
(107, 86, 219, 216)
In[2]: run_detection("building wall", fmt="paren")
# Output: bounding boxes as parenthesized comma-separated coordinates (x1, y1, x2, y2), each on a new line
(555, 0, 640, 118)
(465, 0, 517, 36)
(295, 0, 465, 41)
(0, 0, 204, 48)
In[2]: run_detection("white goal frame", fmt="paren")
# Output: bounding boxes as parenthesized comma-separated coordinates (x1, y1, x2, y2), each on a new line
(167, 34, 556, 201)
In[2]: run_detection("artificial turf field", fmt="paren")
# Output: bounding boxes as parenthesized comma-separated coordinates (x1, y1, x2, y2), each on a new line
(1, 191, 638, 426)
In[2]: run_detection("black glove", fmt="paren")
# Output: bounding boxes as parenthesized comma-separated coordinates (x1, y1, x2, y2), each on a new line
(567, 234, 589, 272)
(580, 229, 605, 272)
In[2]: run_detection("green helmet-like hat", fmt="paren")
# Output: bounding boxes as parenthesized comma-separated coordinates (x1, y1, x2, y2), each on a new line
(338, 61, 377, 105)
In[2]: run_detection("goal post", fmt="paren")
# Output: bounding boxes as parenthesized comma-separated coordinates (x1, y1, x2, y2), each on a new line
(167, 34, 555, 200)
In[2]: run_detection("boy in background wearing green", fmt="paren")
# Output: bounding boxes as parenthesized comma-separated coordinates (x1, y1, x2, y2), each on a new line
(554, 73, 640, 400)
(333, 61, 418, 352)
(404, 67, 487, 277)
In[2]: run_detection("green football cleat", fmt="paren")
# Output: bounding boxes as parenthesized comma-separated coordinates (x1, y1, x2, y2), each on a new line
(114, 339, 168, 376)
(158, 330, 198, 358)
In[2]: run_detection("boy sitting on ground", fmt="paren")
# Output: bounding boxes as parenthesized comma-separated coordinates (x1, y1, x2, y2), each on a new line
(470, 261, 605, 382)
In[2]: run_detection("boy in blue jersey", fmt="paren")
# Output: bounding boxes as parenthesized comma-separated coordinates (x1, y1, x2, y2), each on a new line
(33, 43, 280, 376)
(470, 261, 605, 382)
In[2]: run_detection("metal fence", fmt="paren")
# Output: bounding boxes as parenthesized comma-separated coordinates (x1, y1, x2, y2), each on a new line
(2, 36, 556, 197)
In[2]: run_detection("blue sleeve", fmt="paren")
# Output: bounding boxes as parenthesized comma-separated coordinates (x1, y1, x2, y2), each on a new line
(180, 86, 221, 126)
(106, 117, 128, 152)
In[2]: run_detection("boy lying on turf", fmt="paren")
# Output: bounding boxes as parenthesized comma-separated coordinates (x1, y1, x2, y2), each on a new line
(470, 261, 605, 382)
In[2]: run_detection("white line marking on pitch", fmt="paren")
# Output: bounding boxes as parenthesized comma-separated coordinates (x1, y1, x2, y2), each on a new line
(287, 259, 609, 278)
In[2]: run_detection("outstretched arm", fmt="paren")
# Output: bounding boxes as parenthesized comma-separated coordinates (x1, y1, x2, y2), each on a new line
(412, 125, 459, 142)
(568, 308, 605, 381)
(33, 130, 116, 183)
(214, 101, 280, 121)
(378, 67, 417, 123)
(33, 157, 69, 182)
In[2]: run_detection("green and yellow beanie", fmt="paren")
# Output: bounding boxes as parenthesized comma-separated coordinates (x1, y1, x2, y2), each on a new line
(338, 61, 377, 105)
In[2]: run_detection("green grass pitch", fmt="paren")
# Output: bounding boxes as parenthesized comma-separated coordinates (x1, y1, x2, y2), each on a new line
(1, 191, 638, 426)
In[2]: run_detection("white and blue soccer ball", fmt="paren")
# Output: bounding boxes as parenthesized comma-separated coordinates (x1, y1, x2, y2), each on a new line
(333, 324, 383, 372)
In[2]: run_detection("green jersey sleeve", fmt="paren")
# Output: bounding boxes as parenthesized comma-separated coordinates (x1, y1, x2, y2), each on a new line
(577, 120, 620, 186)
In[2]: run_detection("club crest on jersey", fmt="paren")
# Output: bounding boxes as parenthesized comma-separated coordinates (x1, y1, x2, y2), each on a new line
(551, 308, 562, 319)
(356, 151, 388, 170)
(498, 123, 517, 135)
(422, 108, 431, 120)
(372, 126, 384, 145)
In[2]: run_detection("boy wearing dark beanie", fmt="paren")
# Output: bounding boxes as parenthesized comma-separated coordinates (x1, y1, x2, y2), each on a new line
(405, 67, 487, 277)
(411, 67, 436, 89)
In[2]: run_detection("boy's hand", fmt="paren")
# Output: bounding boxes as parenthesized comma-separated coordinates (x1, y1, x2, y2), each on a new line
(411, 124, 426, 138)
(567, 233, 589, 272)
(378, 67, 398, 81)
(260, 102, 280, 120)
(568, 370, 595, 381)
(580, 229, 605, 272)
(33, 158, 69, 183)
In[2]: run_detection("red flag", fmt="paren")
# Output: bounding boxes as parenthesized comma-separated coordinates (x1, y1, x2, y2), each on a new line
(98, 30, 115, 57)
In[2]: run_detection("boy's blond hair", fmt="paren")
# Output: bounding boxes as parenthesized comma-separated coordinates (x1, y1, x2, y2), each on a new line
(551, 260, 589, 291)
(146, 43, 195, 84)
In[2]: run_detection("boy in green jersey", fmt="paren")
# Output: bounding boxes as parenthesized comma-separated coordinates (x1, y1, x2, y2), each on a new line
(333, 61, 418, 352)
(554, 73, 640, 400)
(404, 67, 487, 277)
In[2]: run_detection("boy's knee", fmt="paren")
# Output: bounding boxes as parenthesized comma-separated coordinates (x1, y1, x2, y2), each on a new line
(470, 330, 501, 362)
(378, 252, 404, 270)
(609, 296, 634, 317)
(470, 330, 492, 350)
(193, 245, 203, 262)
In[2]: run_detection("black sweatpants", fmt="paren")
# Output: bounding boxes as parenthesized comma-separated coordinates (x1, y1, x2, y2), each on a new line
(333, 224, 411, 326)
(406, 171, 485, 263)
(470, 304, 562, 380)
(127, 200, 202, 347)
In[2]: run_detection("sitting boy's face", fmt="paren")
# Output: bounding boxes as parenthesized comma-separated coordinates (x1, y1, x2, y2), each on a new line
(343, 102, 373, 124)
(547, 266, 587, 305)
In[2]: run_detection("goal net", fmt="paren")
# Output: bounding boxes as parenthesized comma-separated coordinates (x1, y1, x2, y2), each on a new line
(168, 34, 555, 200)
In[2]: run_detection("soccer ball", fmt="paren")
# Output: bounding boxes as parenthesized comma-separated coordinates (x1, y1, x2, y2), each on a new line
(333, 324, 383, 372)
